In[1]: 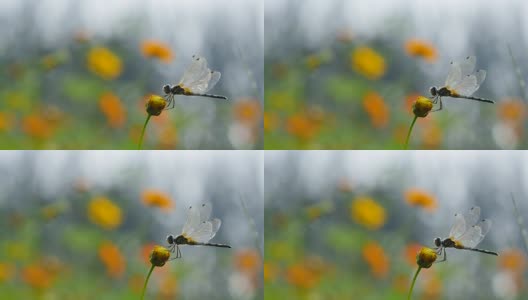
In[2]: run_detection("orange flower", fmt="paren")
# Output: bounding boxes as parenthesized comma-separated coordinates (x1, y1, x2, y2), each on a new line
(363, 92, 389, 129)
(421, 123, 443, 149)
(21, 265, 54, 290)
(234, 99, 262, 127)
(499, 248, 526, 274)
(140, 243, 157, 265)
(99, 92, 126, 128)
(404, 188, 437, 211)
(158, 276, 179, 299)
(351, 47, 386, 80)
(421, 272, 442, 299)
(157, 126, 178, 149)
(22, 113, 55, 139)
(350, 196, 386, 230)
(98, 241, 126, 278)
(404, 39, 438, 62)
(87, 47, 123, 80)
(234, 249, 261, 275)
(141, 190, 173, 211)
(286, 112, 322, 141)
(87, 196, 123, 230)
(285, 261, 322, 289)
(362, 241, 390, 278)
(141, 40, 173, 63)
(498, 99, 525, 125)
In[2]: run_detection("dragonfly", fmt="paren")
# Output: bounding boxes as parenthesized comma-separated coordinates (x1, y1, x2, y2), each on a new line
(166, 203, 231, 259)
(434, 206, 498, 262)
(429, 56, 494, 111)
(162, 55, 228, 109)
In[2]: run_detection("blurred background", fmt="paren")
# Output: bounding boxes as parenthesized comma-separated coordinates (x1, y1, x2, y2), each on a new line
(265, 0, 528, 149)
(0, 151, 263, 299)
(265, 151, 528, 299)
(0, 0, 263, 149)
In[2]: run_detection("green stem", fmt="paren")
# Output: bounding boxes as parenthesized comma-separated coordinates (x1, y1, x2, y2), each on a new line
(138, 114, 152, 150)
(404, 116, 418, 150)
(407, 266, 422, 300)
(141, 264, 156, 300)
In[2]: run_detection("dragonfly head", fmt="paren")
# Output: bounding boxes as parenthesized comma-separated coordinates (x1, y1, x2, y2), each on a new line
(162, 84, 171, 95)
(434, 237, 442, 247)
(429, 87, 438, 97)
(166, 234, 175, 245)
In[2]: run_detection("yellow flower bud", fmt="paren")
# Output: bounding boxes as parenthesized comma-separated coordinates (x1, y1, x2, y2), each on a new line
(149, 245, 171, 267)
(412, 96, 433, 118)
(146, 95, 167, 116)
(416, 247, 437, 268)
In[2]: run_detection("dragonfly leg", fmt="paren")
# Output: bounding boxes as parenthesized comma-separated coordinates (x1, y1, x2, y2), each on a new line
(436, 247, 447, 263)
(163, 95, 175, 110)
(431, 97, 443, 112)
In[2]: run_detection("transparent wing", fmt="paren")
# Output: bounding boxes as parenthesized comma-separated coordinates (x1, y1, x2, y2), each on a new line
(449, 212, 467, 239)
(444, 61, 462, 87)
(199, 203, 212, 223)
(464, 206, 481, 227)
(187, 219, 222, 243)
(181, 205, 201, 236)
(204, 71, 221, 92)
(458, 56, 476, 76)
(451, 74, 479, 96)
(179, 55, 208, 86)
(456, 219, 492, 248)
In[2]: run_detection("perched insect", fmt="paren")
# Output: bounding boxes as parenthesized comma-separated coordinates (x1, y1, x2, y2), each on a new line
(166, 203, 231, 259)
(162, 55, 228, 109)
(429, 56, 494, 111)
(434, 206, 498, 262)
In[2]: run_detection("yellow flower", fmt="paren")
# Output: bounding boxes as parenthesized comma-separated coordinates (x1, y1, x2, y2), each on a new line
(146, 94, 167, 116)
(404, 188, 437, 212)
(350, 196, 386, 230)
(416, 247, 437, 268)
(87, 47, 123, 80)
(99, 92, 127, 128)
(0, 262, 15, 282)
(0, 112, 14, 132)
(363, 91, 390, 129)
(150, 245, 171, 267)
(362, 241, 390, 278)
(98, 241, 126, 278)
(263, 262, 279, 283)
(305, 54, 323, 70)
(88, 196, 123, 230)
(412, 96, 433, 118)
(263, 112, 279, 133)
(405, 39, 438, 62)
(140, 40, 173, 63)
(141, 190, 173, 211)
(351, 46, 386, 80)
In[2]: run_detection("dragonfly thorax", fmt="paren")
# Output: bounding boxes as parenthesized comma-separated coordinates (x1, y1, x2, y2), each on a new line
(171, 85, 185, 95)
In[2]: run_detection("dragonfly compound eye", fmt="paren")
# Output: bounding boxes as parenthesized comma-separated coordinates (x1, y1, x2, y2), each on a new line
(162, 85, 171, 94)
(429, 87, 437, 96)
(167, 235, 174, 244)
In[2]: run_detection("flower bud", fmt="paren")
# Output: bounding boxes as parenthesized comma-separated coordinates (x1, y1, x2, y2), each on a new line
(149, 245, 170, 267)
(412, 96, 433, 118)
(146, 95, 167, 116)
(416, 247, 437, 268)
